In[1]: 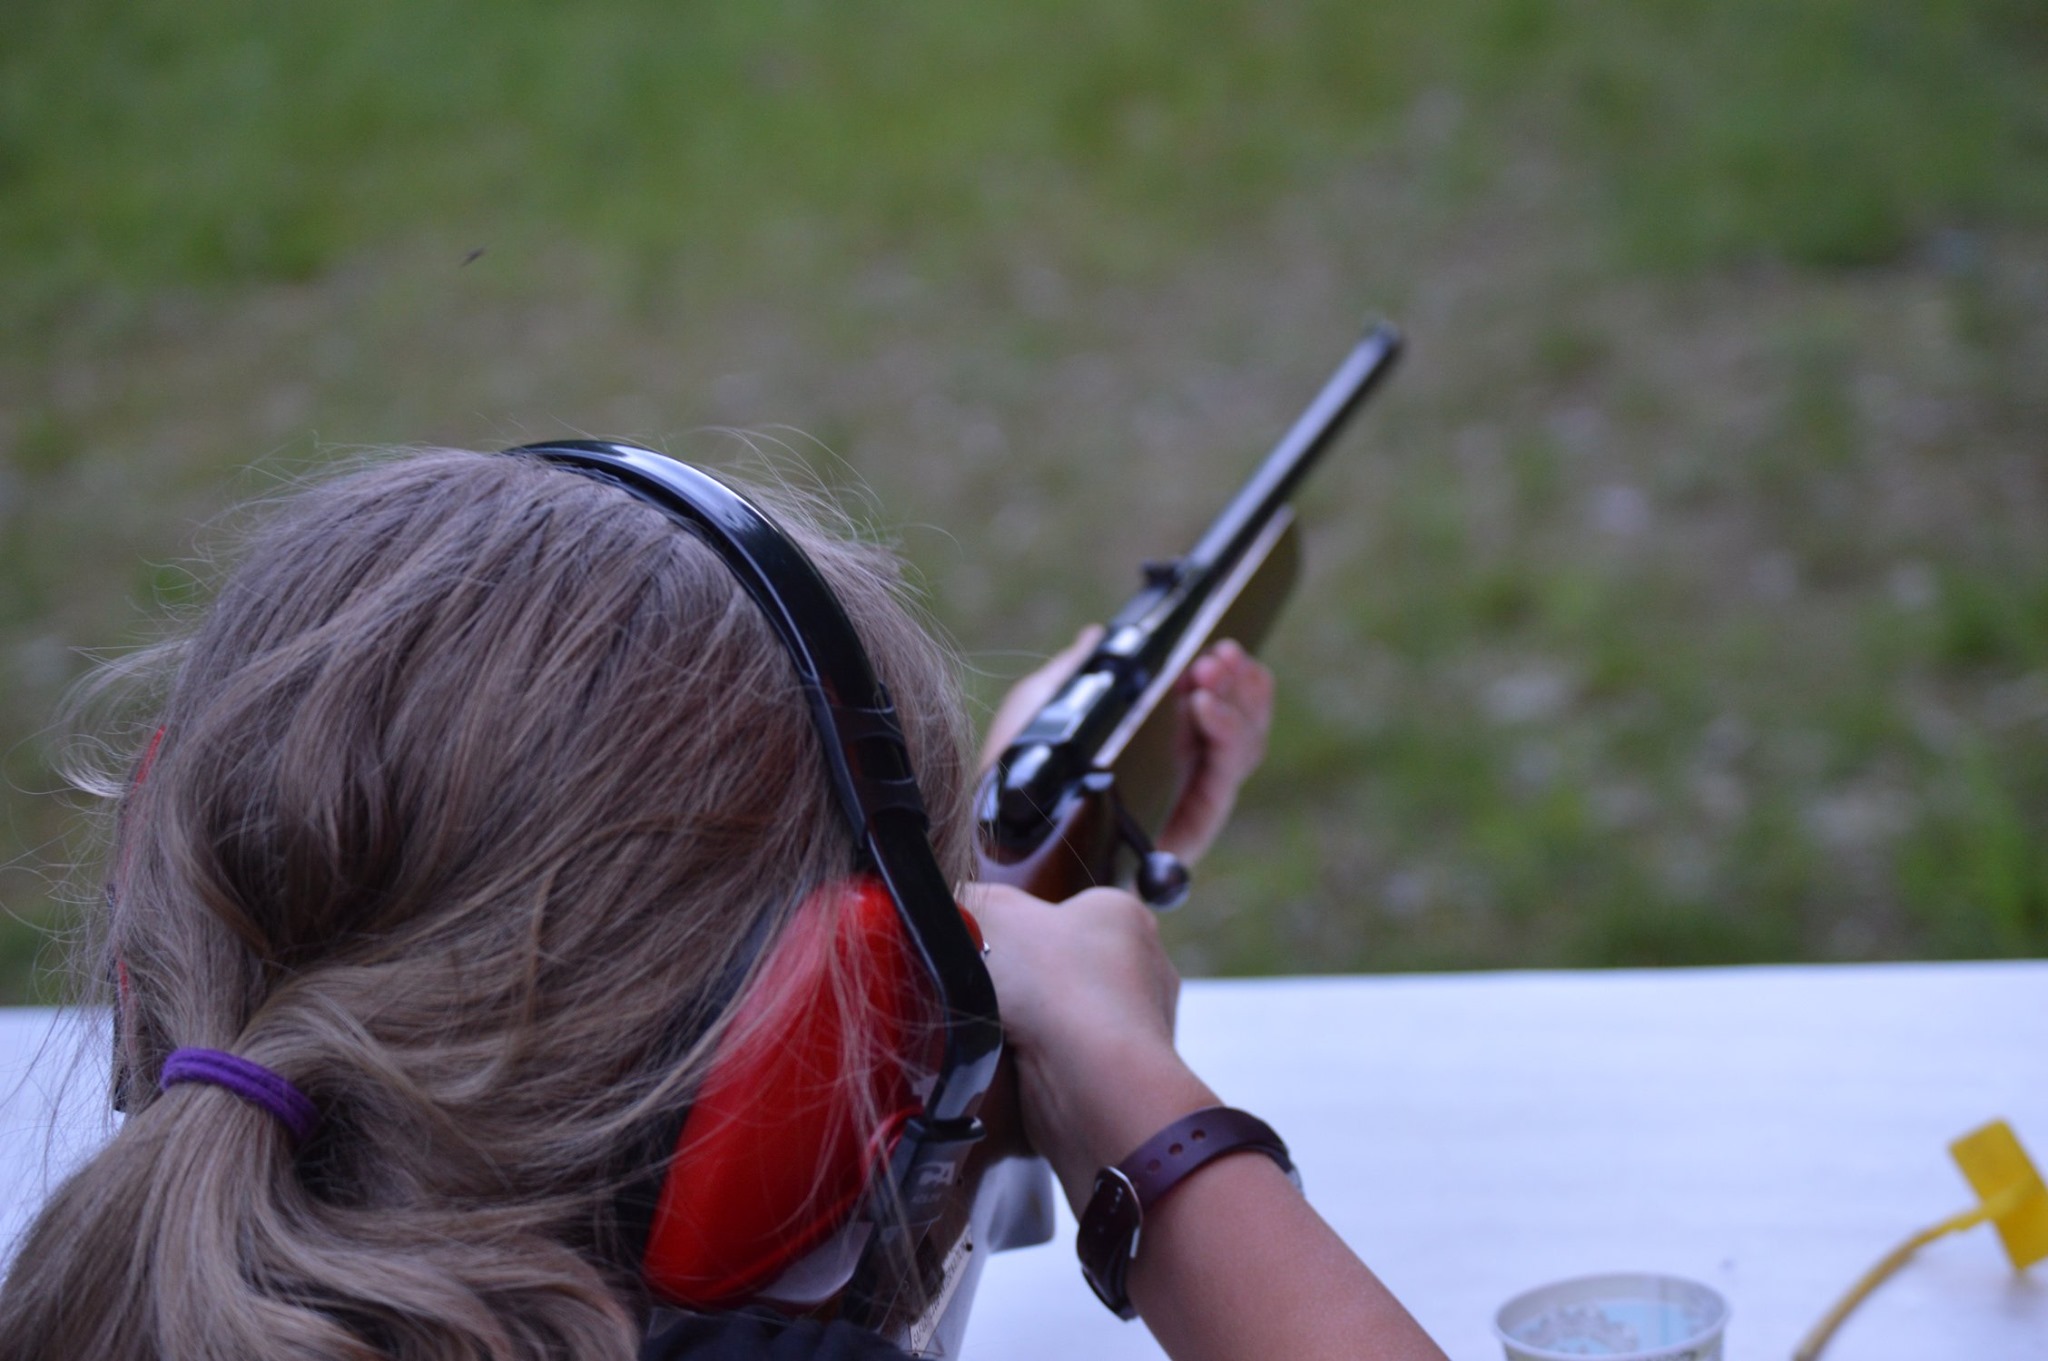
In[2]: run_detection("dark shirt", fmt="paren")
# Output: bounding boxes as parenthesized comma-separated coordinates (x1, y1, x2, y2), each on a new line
(641, 1311, 913, 1361)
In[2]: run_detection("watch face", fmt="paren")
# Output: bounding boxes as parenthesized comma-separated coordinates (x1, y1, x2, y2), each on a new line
(1078, 1167, 1144, 1318)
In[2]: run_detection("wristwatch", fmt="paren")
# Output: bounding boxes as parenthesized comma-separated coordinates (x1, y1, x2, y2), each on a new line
(1075, 1105, 1297, 1319)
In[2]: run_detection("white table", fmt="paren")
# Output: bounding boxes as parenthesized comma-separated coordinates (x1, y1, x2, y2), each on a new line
(6, 964, 2045, 1359)
(963, 964, 2048, 1361)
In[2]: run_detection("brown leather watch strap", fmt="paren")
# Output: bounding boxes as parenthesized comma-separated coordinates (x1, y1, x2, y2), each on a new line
(1076, 1106, 1296, 1319)
(1121, 1105, 1292, 1206)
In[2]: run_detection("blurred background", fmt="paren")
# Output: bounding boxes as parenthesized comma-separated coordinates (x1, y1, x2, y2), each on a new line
(3, 0, 2045, 1002)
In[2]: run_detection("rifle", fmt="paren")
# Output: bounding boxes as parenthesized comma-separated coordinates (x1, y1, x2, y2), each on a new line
(860, 322, 1402, 1355)
(978, 321, 1402, 906)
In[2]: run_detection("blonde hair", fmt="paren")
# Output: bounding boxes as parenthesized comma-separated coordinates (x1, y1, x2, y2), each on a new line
(0, 448, 973, 1360)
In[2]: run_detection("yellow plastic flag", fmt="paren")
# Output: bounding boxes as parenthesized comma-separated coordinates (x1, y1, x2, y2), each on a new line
(1949, 1119, 2047, 1270)
(1795, 1118, 2044, 1361)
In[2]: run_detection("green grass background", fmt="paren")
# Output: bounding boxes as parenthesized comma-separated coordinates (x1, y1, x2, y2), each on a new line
(4, 0, 2046, 1000)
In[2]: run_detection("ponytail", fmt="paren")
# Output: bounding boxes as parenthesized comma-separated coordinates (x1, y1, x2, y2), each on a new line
(4, 1022, 636, 1359)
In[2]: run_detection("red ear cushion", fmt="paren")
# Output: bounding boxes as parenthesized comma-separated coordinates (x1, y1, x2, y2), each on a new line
(641, 878, 939, 1307)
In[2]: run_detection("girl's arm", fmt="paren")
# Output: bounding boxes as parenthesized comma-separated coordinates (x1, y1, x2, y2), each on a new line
(964, 885, 1447, 1361)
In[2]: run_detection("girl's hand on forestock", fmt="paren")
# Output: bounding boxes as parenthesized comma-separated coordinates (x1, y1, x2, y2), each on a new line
(1158, 639, 1273, 864)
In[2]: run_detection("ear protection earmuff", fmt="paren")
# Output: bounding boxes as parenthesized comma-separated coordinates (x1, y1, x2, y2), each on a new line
(506, 442, 1003, 1315)
(642, 878, 935, 1305)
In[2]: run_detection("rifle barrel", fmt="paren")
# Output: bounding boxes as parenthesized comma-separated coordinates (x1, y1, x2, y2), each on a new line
(1183, 323, 1401, 576)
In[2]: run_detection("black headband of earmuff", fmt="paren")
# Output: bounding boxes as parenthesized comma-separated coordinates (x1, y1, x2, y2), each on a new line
(505, 441, 1001, 1209)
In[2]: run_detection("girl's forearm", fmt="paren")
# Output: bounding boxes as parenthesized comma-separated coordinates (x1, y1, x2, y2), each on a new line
(1126, 1151, 1448, 1361)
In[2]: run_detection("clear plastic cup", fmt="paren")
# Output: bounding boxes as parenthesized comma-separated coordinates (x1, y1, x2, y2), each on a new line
(1494, 1272, 1730, 1361)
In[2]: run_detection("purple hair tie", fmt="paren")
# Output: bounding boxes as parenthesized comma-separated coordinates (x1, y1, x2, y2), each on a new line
(159, 1047, 321, 1145)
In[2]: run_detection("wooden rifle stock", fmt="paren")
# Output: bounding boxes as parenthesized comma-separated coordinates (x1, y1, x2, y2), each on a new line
(875, 322, 1401, 1355)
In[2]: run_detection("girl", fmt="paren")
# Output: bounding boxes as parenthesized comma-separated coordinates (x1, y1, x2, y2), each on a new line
(0, 445, 1443, 1361)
